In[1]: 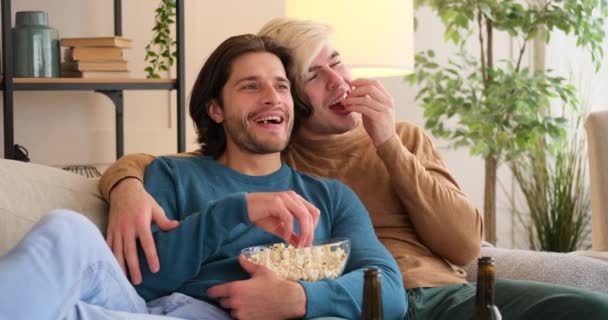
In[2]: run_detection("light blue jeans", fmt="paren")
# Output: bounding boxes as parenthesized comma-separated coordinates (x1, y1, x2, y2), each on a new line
(0, 210, 347, 320)
(0, 210, 232, 320)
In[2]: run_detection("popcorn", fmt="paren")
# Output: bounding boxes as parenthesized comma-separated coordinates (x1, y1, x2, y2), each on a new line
(245, 242, 348, 281)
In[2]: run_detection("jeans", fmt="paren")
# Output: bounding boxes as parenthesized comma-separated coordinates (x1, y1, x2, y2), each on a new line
(0, 210, 231, 320)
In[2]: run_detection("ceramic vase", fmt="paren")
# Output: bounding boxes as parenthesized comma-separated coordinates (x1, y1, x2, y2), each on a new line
(12, 11, 60, 77)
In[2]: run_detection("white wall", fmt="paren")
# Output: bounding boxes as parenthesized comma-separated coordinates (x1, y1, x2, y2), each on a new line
(545, 20, 608, 113)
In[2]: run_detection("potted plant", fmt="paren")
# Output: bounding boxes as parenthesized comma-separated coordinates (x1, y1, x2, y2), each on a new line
(511, 108, 590, 252)
(144, 0, 176, 78)
(407, 0, 606, 244)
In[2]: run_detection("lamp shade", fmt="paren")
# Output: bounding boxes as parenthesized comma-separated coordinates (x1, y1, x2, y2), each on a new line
(285, 0, 414, 78)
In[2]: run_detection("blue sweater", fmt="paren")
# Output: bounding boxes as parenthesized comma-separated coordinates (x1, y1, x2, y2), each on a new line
(136, 156, 406, 319)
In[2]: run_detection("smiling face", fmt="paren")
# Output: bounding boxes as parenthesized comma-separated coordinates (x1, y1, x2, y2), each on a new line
(298, 44, 361, 139)
(207, 52, 294, 155)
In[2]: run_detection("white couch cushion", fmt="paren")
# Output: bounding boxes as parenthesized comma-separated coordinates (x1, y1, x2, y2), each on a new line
(0, 159, 107, 255)
(464, 247, 608, 293)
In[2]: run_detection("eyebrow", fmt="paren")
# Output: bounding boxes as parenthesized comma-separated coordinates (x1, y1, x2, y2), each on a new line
(308, 51, 341, 73)
(233, 76, 290, 86)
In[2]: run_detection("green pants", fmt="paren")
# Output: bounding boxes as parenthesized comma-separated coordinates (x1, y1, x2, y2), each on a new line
(406, 279, 608, 319)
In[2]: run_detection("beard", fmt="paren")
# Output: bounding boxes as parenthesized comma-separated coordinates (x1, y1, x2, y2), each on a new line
(301, 112, 361, 136)
(223, 116, 293, 154)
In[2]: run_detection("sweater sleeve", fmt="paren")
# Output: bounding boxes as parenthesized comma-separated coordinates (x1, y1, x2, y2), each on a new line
(98, 150, 202, 201)
(375, 124, 483, 266)
(134, 157, 249, 301)
(299, 181, 407, 320)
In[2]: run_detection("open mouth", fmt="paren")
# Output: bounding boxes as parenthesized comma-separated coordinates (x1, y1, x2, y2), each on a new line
(254, 115, 284, 125)
(329, 91, 350, 113)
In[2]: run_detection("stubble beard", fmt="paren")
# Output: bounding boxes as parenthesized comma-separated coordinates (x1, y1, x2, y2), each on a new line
(224, 118, 293, 154)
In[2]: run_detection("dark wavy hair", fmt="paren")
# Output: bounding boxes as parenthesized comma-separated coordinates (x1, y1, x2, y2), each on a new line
(189, 34, 294, 158)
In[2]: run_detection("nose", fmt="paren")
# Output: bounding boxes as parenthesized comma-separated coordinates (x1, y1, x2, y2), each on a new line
(325, 68, 345, 90)
(262, 84, 281, 106)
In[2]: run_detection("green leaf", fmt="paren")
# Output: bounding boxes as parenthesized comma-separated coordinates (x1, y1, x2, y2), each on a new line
(454, 14, 469, 28)
(479, 3, 495, 21)
(424, 62, 439, 69)
(145, 0, 176, 81)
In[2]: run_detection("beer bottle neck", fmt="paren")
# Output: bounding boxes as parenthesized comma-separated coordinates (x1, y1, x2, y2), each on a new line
(476, 264, 496, 306)
(362, 268, 383, 320)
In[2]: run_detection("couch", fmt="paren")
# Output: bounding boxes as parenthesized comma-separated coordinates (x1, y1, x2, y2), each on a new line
(1, 158, 608, 293)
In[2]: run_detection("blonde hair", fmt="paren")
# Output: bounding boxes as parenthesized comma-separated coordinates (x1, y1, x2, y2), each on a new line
(258, 17, 332, 115)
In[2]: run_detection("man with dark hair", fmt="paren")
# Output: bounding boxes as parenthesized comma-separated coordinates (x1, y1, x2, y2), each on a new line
(0, 34, 406, 320)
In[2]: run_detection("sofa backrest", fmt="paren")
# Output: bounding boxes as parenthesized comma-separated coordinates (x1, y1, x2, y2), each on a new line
(0, 159, 108, 255)
(586, 109, 608, 251)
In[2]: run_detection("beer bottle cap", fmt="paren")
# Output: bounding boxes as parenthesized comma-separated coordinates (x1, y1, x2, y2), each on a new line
(478, 256, 495, 264)
(364, 268, 381, 278)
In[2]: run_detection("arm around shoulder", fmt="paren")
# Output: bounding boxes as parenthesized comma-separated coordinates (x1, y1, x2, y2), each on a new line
(99, 150, 202, 201)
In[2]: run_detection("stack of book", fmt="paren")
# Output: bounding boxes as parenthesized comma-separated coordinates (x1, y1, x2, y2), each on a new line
(61, 36, 132, 78)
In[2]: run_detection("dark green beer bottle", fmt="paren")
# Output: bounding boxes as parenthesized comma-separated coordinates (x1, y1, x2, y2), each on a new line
(362, 268, 383, 320)
(471, 257, 502, 320)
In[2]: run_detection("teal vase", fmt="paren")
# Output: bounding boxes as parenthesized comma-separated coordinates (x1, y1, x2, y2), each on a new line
(12, 11, 60, 77)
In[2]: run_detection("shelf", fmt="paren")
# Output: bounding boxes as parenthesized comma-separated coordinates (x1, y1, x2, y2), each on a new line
(2, 0, 186, 160)
(0, 77, 177, 91)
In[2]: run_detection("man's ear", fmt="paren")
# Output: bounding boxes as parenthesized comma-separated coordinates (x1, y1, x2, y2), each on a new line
(207, 100, 224, 124)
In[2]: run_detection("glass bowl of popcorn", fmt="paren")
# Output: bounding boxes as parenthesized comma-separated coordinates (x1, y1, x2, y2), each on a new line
(241, 237, 350, 282)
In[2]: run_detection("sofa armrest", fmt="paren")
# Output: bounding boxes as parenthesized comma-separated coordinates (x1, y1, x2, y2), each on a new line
(464, 247, 608, 293)
(0, 159, 108, 255)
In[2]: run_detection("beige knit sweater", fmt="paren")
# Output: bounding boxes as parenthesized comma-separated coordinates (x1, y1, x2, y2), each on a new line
(99, 121, 484, 289)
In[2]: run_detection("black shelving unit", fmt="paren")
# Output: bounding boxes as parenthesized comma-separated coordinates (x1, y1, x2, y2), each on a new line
(1, 0, 186, 160)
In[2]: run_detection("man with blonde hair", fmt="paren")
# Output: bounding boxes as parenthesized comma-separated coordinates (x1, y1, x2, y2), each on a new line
(101, 18, 608, 319)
